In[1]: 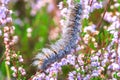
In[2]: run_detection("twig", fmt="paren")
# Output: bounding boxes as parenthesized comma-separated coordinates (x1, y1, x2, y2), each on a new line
(97, 0, 111, 29)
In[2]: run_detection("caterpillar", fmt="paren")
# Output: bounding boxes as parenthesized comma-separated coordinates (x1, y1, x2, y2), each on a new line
(33, 2, 82, 71)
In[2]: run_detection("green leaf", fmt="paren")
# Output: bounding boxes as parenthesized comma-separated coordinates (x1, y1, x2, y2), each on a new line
(82, 18, 89, 28)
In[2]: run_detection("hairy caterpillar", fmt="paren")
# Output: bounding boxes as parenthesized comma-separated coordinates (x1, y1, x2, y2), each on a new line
(33, 2, 82, 71)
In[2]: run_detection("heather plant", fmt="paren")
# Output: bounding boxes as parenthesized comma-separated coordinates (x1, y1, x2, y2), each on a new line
(0, 0, 120, 80)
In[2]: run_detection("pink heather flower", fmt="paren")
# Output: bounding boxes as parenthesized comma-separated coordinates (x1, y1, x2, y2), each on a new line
(60, 58, 68, 65)
(68, 72, 75, 80)
(103, 12, 112, 22)
(114, 3, 120, 8)
(12, 36, 18, 43)
(4, 33, 9, 37)
(118, 47, 120, 57)
(91, 62, 100, 67)
(110, 21, 120, 31)
(111, 52, 116, 58)
(67, 0, 73, 7)
(6, 17, 12, 23)
(0, 6, 7, 19)
(47, 3, 54, 13)
(51, 62, 61, 70)
(83, 75, 90, 80)
(11, 66, 17, 72)
(101, 59, 108, 67)
(77, 55, 84, 66)
(77, 76, 81, 80)
(84, 24, 96, 33)
(67, 55, 76, 65)
(91, 56, 99, 61)
(6, 56, 10, 61)
(45, 76, 50, 80)
(108, 63, 120, 71)
(111, 16, 117, 22)
(91, 70, 100, 77)
(12, 72, 17, 77)
(1, 0, 10, 4)
(60, 19, 66, 26)
(14, 18, 24, 26)
(82, 9, 89, 19)
(0, 30, 2, 36)
(27, 28, 32, 33)
(60, 8, 68, 17)
(18, 55, 24, 62)
(113, 0, 117, 2)
(12, 53, 17, 58)
(45, 62, 61, 74)
(117, 72, 120, 77)
(90, 2, 102, 12)
(5, 61, 10, 65)
(78, 59, 84, 66)
(21, 71, 26, 76)
(18, 67, 26, 75)
(58, 2, 63, 9)
(0, 19, 7, 25)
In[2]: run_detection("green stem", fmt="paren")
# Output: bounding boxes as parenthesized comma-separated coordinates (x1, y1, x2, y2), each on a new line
(5, 63, 11, 80)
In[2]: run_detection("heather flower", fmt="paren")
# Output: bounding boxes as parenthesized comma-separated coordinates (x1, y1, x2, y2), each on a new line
(90, 2, 103, 12)
(14, 18, 24, 26)
(91, 56, 99, 62)
(2, 0, 119, 80)
(12, 35, 18, 43)
(114, 3, 120, 8)
(84, 24, 97, 33)
(27, 28, 32, 37)
(5, 60, 10, 65)
(108, 63, 120, 71)
(1, 0, 10, 4)
(97, 67, 104, 73)
(77, 75, 81, 80)
(77, 58, 84, 66)
(11, 66, 17, 72)
(12, 72, 17, 77)
(60, 8, 68, 17)
(0, 6, 7, 25)
(0, 0, 26, 79)
(91, 62, 100, 67)
(83, 75, 90, 80)
(112, 78, 117, 80)
(60, 58, 68, 65)
(117, 72, 120, 77)
(101, 59, 108, 67)
(0, 6, 7, 19)
(0, 30, 2, 36)
(68, 72, 75, 80)
(18, 55, 24, 62)
(103, 12, 113, 23)
(67, 0, 73, 7)
(91, 70, 100, 77)
(51, 62, 61, 71)
(67, 54, 76, 65)
(58, 2, 63, 9)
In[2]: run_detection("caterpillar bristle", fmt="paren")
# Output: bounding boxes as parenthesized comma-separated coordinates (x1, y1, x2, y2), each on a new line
(50, 44, 61, 52)
(42, 48, 54, 58)
(33, 60, 44, 69)
(33, 2, 82, 71)
(34, 53, 46, 59)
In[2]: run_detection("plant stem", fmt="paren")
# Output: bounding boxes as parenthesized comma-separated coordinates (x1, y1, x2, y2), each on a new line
(97, 0, 111, 29)
(5, 63, 11, 80)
